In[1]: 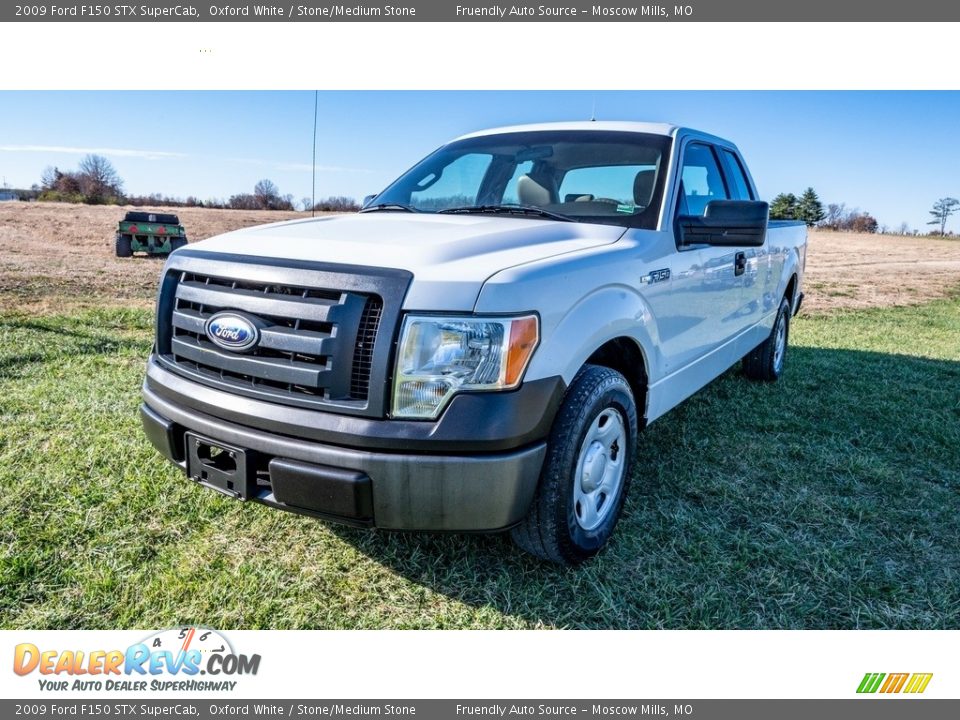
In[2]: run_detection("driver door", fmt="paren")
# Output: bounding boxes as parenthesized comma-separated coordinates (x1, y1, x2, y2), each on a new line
(675, 142, 747, 356)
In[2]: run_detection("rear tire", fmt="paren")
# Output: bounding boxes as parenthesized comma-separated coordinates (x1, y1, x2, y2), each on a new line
(115, 234, 133, 258)
(170, 237, 188, 253)
(511, 365, 638, 565)
(743, 296, 791, 381)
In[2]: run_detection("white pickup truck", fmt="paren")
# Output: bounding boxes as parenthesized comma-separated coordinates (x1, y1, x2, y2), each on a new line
(141, 122, 807, 564)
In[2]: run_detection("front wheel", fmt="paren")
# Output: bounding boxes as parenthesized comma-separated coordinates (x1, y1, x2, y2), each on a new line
(511, 365, 638, 565)
(742, 296, 791, 381)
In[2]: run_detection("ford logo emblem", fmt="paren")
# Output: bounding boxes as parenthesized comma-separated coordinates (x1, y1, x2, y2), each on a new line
(205, 312, 260, 352)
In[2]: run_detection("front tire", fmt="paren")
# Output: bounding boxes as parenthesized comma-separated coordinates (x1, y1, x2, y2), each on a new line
(742, 296, 791, 381)
(511, 365, 638, 565)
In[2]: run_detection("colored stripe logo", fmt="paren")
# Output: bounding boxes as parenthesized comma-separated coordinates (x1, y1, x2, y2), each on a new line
(857, 672, 933, 694)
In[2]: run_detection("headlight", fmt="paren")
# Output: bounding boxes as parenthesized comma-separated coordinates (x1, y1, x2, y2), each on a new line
(392, 314, 539, 419)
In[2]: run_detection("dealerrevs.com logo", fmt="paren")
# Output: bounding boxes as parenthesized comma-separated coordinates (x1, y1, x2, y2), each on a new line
(13, 628, 261, 692)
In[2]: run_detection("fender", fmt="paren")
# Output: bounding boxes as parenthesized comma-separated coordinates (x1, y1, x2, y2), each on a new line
(782, 245, 801, 287)
(523, 283, 661, 389)
(770, 224, 805, 303)
(788, 244, 804, 296)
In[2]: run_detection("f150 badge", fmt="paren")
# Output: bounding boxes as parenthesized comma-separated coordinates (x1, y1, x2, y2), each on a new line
(642, 268, 671, 284)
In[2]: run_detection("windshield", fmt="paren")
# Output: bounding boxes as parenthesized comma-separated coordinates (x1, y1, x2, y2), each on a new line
(368, 130, 672, 229)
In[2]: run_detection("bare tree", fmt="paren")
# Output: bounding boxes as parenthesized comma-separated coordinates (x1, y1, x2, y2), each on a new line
(229, 193, 258, 210)
(822, 202, 846, 230)
(850, 213, 879, 234)
(253, 179, 280, 210)
(312, 196, 361, 212)
(897, 221, 910, 235)
(55, 171, 82, 197)
(40, 166, 60, 191)
(77, 154, 123, 203)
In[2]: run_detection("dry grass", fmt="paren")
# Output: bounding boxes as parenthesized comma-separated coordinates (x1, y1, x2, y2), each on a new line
(803, 230, 960, 311)
(2, 203, 959, 316)
(0, 203, 314, 314)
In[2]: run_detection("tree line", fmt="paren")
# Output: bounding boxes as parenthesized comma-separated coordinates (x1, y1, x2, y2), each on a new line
(770, 188, 880, 232)
(14, 154, 359, 212)
(769, 187, 959, 236)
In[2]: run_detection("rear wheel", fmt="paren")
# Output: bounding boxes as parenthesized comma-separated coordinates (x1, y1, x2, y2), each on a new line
(115, 234, 132, 258)
(170, 237, 188, 253)
(743, 296, 791, 381)
(511, 365, 638, 565)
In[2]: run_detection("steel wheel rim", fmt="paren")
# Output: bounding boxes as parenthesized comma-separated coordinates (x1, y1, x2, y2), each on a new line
(573, 407, 627, 531)
(773, 313, 787, 373)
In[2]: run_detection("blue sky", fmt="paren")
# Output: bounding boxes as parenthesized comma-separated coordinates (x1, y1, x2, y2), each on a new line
(1, 90, 959, 231)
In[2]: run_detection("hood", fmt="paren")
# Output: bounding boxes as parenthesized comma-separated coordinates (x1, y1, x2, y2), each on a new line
(189, 213, 625, 310)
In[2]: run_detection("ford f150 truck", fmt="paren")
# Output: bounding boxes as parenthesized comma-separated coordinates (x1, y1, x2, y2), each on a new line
(141, 122, 806, 564)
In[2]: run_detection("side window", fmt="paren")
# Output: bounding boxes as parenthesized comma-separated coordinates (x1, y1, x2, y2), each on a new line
(409, 153, 492, 210)
(678, 143, 729, 217)
(721, 149, 754, 200)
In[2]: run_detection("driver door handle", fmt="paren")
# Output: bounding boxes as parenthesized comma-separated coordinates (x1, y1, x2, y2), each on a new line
(734, 251, 747, 277)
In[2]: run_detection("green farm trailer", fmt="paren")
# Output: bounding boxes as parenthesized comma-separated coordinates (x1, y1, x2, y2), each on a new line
(115, 211, 188, 257)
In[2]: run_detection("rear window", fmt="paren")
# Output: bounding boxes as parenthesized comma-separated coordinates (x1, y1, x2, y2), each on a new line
(558, 165, 660, 209)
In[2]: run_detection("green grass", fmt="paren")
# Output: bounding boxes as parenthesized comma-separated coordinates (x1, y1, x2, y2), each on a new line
(1, 298, 958, 629)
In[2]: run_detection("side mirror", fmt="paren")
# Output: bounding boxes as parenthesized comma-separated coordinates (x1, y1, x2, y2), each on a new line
(362, 194, 377, 209)
(677, 200, 768, 247)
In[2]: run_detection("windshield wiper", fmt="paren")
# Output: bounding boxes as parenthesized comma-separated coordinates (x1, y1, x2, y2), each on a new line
(359, 203, 420, 213)
(437, 204, 573, 222)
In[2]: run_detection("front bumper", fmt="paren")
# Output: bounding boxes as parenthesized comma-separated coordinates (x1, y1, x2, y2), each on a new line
(141, 357, 560, 531)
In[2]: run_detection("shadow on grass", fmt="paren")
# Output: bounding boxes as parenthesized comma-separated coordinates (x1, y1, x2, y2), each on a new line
(0, 316, 148, 374)
(324, 345, 960, 628)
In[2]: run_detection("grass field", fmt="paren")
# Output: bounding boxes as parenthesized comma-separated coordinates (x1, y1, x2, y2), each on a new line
(2, 295, 958, 629)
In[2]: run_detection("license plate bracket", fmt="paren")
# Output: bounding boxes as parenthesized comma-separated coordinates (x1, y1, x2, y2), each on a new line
(185, 433, 255, 500)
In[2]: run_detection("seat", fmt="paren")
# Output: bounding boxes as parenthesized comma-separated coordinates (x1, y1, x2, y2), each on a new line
(633, 169, 656, 208)
(517, 175, 553, 206)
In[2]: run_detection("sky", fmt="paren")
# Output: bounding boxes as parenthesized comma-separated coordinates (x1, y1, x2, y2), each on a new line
(1, 90, 959, 232)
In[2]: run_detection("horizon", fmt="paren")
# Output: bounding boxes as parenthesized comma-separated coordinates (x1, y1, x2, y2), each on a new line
(2, 90, 959, 232)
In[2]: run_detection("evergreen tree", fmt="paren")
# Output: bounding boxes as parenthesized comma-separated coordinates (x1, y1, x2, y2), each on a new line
(769, 192, 799, 220)
(797, 187, 825, 226)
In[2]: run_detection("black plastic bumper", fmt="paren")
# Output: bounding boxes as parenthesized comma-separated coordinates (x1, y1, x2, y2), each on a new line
(141, 358, 560, 531)
(145, 357, 563, 453)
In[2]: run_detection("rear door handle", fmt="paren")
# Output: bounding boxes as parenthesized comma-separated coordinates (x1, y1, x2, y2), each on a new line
(734, 251, 747, 276)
